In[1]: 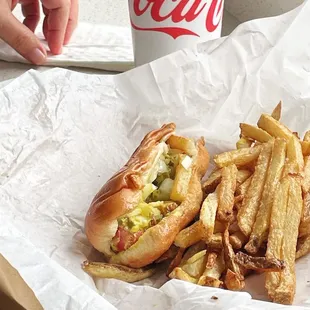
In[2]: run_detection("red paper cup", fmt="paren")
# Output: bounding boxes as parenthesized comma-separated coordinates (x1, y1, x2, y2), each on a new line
(128, 0, 225, 66)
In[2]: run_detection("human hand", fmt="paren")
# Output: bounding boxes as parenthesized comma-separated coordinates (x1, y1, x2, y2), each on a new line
(0, 0, 78, 65)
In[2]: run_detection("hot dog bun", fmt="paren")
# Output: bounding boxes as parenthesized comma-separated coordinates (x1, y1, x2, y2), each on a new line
(84, 123, 209, 268)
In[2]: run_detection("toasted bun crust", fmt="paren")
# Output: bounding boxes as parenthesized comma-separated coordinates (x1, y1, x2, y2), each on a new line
(85, 123, 209, 267)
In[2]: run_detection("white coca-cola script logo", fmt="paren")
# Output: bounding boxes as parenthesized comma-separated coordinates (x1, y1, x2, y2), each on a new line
(130, 0, 224, 39)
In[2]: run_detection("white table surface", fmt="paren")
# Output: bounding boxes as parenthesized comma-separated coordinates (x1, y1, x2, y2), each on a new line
(0, 0, 303, 83)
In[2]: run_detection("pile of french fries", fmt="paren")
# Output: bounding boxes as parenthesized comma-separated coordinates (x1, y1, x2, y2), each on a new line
(167, 102, 310, 305)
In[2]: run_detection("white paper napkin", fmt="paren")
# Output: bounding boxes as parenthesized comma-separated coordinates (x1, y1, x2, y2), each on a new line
(0, 22, 134, 72)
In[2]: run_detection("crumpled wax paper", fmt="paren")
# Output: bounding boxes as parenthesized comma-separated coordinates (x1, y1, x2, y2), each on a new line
(1, 0, 310, 309)
(0, 22, 134, 72)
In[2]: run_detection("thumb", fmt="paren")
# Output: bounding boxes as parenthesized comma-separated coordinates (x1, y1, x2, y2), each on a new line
(0, 11, 47, 65)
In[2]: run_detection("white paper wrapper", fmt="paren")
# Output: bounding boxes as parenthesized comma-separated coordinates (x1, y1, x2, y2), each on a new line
(1, 1, 310, 309)
(0, 22, 134, 72)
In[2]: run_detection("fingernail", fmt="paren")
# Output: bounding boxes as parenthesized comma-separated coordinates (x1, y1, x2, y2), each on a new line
(27, 48, 47, 65)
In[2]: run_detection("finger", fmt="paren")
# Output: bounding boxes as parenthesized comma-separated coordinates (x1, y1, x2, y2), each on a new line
(20, 0, 40, 33)
(41, 0, 70, 55)
(0, 11, 46, 65)
(64, 0, 78, 45)
(42, 6, 49, 41)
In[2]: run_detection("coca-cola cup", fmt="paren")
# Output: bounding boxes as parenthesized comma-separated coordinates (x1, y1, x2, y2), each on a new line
(128, 0, 225, 67)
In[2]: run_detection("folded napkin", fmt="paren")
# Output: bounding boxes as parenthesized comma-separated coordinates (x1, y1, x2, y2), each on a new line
(0, 22, 134, 73)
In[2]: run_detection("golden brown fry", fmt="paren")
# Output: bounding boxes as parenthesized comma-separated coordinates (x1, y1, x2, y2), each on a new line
(271, 101, 282, 121)
(235, 252, 285, 272)
(299, 192, 310, 237)
(235, 175, 253, 196)
(214, 145, 262, 168)
(170, 155, 192, 202)
(208, 233, 223, 249)
(198, 251, 225, 287)
(265, 177, 290, 298)
(287, 136, 304, 173)
(229, 231, 248, 250)
(245, 139, 286, 254)
(155, 245, 179, 263)
(225, 269, 245, 291)
(182, 250, 207, 278)
(200, 192, 219, 242)
(238, 141, 273, 236)
(236, 170, 252, 186)
(181, 242, 206, 264)
(174, 221, 202, 248)
(167, 248, 185, 276)
(301, 141, 310, 156)
(167, 135, 197, 156)
(236, 136, 252, 149)
(205, 251, 218, 269)
(223, 228, 244, 290)
(304, 130, 310, 142)
(273, 177, 303, 305)
(217, 164, 238, 222)
(296, 235, 310, 259)
(257, 114, 293, 140)
(302, 157, 310, 194)
(202, 169, 222, 194)
(169, 267, 198, 284)
(240, 123, 273, 143)
(214, 221, 225, 234)
(228, 221, 240, 234)
(82, 261, 156, 283)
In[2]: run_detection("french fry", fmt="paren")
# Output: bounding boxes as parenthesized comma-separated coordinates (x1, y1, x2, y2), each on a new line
(200, 191, 219, 242)
(214, 221, 226, 234)
(174, 221, 202, 248)
(169, 267, 198, 284)
(236, 170, 252, 186)
(257, 114, 293, 140)
(82, 261, 156, 283)
(202, 169, 222, 194)
(229, 231, 248, 250)
(240, 123, 273, 143)
(245, 139, 286, 254)
(217, 164, 238, 222)
(265, 177, 290, 298)
(302, 156, 310, 194)
(296, 235, 310, 259)
(235, 175, 253, 196)
(286, 136, 304, 173)
(167, 135, 197, 156)
(238, 141, 273, 236)
(205, 251, 218, 269)
(167, 248, 185, 276)
(223, 228, 244, 290)
(301, 141, 310, 156)
(299, 192, 310, 237)
(273, 177, 303, 305)
(235, 252, 285, 272)
(236, 136, 252, 149)
(198, 251, 225, 287)
(214, 145, 262, 168)
(182, 250, 207, 278)
(271, 101, 282, 121)
(170, 155, 192, 202)
(181, 242, 206, 265)
(208, 233, 223, 249)
(225, 269, 245, 291)
(228, 221, 240, 234)
(304, 130, 310, 142)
